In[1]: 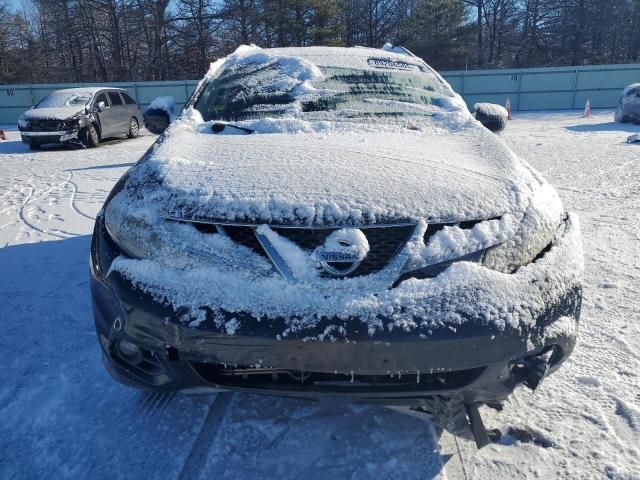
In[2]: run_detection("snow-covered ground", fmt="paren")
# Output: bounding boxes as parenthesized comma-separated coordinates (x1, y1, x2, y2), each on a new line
(0, 111, 638, 479)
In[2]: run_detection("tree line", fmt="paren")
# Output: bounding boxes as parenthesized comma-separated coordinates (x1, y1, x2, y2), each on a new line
(1, 0, 639, 85)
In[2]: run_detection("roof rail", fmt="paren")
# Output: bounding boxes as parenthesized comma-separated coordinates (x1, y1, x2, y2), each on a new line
(381, 43, 417, 57)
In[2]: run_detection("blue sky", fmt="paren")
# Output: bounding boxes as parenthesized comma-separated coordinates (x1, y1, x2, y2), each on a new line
(6, 0, 25, 12)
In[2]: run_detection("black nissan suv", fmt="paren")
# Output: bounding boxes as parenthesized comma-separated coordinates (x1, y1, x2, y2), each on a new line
(90, 46, 583, 443)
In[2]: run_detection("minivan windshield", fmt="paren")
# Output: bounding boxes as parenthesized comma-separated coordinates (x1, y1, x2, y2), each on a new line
(37, 92, 93, 109)
(194, 57, 450, 123)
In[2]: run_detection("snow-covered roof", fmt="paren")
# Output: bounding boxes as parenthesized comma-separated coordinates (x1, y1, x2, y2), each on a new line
(250, 45, 417, 60)
(53, 86, 125, 95)
(196, 45, 451, 98)
(623, 82, 640, 93)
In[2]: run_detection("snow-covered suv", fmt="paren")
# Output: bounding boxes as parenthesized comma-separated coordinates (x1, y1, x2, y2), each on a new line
(90, 46, 583, 443)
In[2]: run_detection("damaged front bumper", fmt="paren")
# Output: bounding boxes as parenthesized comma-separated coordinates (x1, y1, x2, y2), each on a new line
(20, 130, 79, 145)
(90, 213, 583, 409)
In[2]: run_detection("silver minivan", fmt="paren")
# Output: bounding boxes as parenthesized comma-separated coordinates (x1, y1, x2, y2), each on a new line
(18, 87, 143, 149)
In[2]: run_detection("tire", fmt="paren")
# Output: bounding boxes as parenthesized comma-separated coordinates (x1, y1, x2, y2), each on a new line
(29, 143, 41, 150)
(127, 117, 140, 138)
(83, 124, 100, 148)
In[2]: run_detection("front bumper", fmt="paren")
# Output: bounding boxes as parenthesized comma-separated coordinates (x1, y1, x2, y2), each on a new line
(20, 130, 79, 145)
(90, 214, 582, 405)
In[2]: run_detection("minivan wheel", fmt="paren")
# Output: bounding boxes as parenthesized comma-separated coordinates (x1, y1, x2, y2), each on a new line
(29, 143, 41, 151)
(83, 124, 100, 148)
(127, 118, 139, 138)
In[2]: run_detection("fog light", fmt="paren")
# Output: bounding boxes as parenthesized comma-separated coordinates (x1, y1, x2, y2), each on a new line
(118, 339, 143, 364)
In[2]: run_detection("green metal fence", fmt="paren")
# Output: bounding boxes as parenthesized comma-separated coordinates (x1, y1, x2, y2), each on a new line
(1, 62, 639, 125)
(0, 80, 199, 125)
(443, 63, 640, 111)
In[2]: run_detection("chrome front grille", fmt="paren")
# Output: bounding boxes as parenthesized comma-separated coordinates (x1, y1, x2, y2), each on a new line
(351, 225, 415, 276)
(223, 225, 267, 257)
(221, 224, 415, 278)
(170, 216, 502, 284)
(24, 119, 64, 132)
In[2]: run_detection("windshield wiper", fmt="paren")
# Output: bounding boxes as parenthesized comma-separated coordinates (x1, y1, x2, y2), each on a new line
(211, 123, 255, 134)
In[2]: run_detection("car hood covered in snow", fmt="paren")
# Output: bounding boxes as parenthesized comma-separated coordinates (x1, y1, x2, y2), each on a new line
(117, 112, 541, 226)
(21, 106, 84, 121)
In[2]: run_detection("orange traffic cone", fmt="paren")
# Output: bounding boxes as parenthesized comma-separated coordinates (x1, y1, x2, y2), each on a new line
(583, 99, 591, 118)
(0, 130, 6, 141)
(505, 98, 512, 120)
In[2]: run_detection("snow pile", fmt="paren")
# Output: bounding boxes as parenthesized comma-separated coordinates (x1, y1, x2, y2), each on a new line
(404, 216, 517, 271)
(224, 47, 324, 96)
(203, 45, 336, 115)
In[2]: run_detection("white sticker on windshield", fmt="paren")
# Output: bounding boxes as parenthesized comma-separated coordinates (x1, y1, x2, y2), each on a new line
(367, 58, 425, 72)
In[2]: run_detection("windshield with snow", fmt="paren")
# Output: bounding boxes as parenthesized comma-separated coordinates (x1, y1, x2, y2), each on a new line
(37, 92, 92, 109)
(195, 59, 449, 123)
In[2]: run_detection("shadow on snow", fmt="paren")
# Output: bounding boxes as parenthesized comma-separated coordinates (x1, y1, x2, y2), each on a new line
(565, 121, 640, 133)
(0, 236, 445, 480)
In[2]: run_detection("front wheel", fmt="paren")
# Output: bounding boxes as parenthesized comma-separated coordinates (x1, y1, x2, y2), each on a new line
(127, 118, 139, 138)
(83, 124, 100, 148)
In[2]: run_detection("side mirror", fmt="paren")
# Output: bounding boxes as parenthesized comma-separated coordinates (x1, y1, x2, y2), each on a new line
(97, 101, 107, 112)
(474, 103, 508, 133)
(143, 108, 171, 135)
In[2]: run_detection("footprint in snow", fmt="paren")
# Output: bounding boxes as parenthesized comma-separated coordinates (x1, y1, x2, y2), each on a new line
(488, 427, 555, 448)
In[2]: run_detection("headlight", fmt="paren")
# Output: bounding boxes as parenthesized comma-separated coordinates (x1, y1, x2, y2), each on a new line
(17, 117, 29, 130)
(483, 183, 564, 273)
(104, 193, 274, 274)
(104, 185, 165, 260)
(61, 118, 81, 130)
(104, 205, 162, 259)
(103, 165, 164, 259)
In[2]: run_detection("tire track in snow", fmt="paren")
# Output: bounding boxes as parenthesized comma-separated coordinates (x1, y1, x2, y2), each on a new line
(16, 181, 74, 239)
(562, 156, 640, 191)
(10, 171, 93, 238)
(16, 185, 67, 239)
(138, 391, 177, 416)
(177, 392, 234, 480)
(66, 172, 95, 221)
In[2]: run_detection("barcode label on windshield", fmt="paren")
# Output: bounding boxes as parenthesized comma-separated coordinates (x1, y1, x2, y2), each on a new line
(367, 58, 424, 72)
